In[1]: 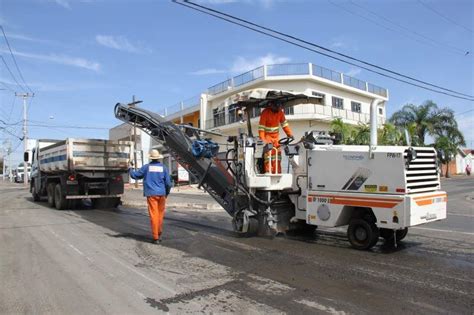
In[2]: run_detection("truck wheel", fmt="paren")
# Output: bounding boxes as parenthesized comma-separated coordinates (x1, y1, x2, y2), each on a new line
(31, 183, 40, 202)
(396, 228, 408, 241)
(347, 218, 380, 250)
(47, 183, 56, 207)
(54, 184, 68, 210)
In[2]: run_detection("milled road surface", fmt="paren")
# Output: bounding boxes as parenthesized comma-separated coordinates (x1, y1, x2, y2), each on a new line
(0, 178, 472, 314)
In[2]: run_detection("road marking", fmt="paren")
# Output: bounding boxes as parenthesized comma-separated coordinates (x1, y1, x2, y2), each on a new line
(296, 299, 346, 315)
(411, 227, 474, 236)
(448, 213, 474, 218)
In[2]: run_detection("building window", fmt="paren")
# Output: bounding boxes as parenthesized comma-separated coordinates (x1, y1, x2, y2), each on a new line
(228, 104, 239, 124)
(378, 107, 383, 115)
(311, 91, 325, 105)
(332, 96, 344, 109)
(351, 101, 361, 113)
(284, 106, 294, 115)
(213, 108, 225, 127)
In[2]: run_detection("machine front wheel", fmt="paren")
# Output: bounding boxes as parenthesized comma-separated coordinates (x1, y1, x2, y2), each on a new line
(347, 218, 379, 250)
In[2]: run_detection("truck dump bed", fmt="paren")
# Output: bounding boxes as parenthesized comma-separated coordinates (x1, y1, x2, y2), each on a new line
(38, 138, 132, 172)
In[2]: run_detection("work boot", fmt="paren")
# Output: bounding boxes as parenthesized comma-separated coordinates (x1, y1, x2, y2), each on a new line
(151, 238, 162, 244)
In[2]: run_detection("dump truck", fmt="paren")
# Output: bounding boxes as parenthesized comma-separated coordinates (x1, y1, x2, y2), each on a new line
(29, 138, 132, 209)
(114, 89, 447, 250)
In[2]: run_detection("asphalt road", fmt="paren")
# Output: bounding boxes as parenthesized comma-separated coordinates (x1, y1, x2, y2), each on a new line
(0, 178, 472, 314)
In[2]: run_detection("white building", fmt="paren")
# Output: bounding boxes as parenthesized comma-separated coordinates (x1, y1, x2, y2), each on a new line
(163, 62, 387, 147)
(112, 62, 389, 175)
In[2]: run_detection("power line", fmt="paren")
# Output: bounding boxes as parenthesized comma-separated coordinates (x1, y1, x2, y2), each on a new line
(347, 0, 469, 55)
(174, 0, 474, 101)
(417, 0, 472, 34)
(0, 55, 26, 92)
(0, 25, 34, 93)
(455, 109, 474, 116)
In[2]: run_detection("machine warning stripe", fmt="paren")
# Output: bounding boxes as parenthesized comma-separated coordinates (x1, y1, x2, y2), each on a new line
(415, 195, 447, 206)
(310, 194, 403, 202)
(413, 193, 447, 200)
(330, 199, 399, 209)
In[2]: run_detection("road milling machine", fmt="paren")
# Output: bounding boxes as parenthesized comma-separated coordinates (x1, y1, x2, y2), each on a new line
(115, 89, 447, 250)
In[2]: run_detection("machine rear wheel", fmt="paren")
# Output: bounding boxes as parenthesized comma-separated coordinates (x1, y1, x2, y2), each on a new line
(47, 183, 55, 207)
(347, 218, 379, 250)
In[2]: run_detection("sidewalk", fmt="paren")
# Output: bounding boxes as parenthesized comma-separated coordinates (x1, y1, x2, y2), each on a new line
(122, 184, 223, 211)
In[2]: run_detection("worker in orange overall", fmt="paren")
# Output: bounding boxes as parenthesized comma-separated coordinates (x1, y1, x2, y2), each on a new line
(129, 149, 172, 244)
(258, 102, 294, 173)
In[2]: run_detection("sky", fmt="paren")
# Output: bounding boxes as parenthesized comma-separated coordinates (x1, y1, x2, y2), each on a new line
(0, 0, 473, 164)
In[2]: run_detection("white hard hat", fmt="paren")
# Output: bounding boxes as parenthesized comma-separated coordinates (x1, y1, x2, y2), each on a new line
(149, 149, 163, 159)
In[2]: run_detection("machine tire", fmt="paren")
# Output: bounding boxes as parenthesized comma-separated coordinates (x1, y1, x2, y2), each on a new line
(47, 183, 55, 207)
(54, 184, 68, 210)
(31, 182, 40, 202)
(347, 218, 379, 250)
(396, 228, 408, 241)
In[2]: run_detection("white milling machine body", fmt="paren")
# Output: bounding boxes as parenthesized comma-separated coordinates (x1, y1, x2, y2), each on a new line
(230, 89, 446, 249)
(115, 89, 447, 250)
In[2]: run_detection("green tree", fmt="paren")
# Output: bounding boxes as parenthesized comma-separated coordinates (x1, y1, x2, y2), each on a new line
(432, 110, 465, 178)
(330, 117, 352, 144)
(390, 100, 442, 146)
(379, 123, 403, 145)
(352, 123, 371, 145)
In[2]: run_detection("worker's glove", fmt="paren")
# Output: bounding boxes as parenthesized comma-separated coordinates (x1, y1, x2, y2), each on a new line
(129, 160, 134, 167)
(289, 135, 295, 141)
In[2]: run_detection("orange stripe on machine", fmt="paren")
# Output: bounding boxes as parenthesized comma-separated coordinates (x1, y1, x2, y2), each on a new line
(310, 194, 402, 209)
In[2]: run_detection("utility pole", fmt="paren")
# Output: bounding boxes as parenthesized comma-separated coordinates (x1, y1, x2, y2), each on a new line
(15, 92, 34, 187)
(128, 96, 142, 188)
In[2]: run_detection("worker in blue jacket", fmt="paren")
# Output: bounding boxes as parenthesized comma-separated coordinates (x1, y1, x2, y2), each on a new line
(130, 149, 172, 243)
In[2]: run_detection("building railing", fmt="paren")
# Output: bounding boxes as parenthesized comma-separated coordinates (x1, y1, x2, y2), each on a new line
(312, 64, 342, 83)
(206, 63, 387, 98)
(234, 66, 264, 87)
(205, 103, 385, 129)
(267, 63, 309, 76)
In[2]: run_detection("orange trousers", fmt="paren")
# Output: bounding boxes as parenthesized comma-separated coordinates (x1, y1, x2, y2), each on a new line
(264, 148, 282, 173)
(146, 196, 166, 240)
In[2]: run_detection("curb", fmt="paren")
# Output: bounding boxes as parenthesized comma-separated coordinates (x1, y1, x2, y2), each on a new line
(122, 201, 223, 211)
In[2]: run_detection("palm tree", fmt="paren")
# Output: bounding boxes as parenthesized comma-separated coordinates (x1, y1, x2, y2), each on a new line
(379, 123, 403, 145)
(390, 100, 441, 145)
(434, 128, 465, 178)
(330, 117, 352, 144)
(352, 123, 371, 145)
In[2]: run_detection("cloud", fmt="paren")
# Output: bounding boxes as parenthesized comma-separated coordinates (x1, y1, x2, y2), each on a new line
(345, 67, 361, 77)
(0, 48, 100, 72)
(230, 53, 291, 73)
(330, 41, 345, 49)
(189, 68, 227, 75)
(95, 35, 151, 54)
(53, 0, 71, 9)
(189, 53, 290, 76)
(7, 32, 54, 44)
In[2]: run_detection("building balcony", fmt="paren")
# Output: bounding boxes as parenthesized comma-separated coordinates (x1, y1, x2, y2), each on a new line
(206, 63, 388, 99)
(206, 103, 386, 130)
